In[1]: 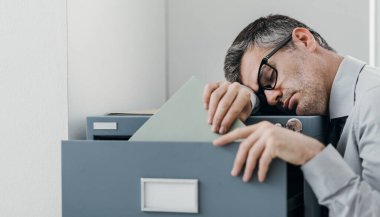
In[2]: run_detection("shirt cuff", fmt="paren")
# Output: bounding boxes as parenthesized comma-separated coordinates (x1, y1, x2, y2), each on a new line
(301, 145, 357, 200)
(250, 92, 260, 113)
(240, 84, 260, 113)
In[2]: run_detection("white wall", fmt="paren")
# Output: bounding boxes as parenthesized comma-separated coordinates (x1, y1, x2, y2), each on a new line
(68, 0, 167, 139)
(0, 0, 68, 216)
(168, 0, 370, 95)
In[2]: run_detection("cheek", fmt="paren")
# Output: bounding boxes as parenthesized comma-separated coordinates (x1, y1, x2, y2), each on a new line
(298, 80, 328, 114)
(277, 62, 302, 87)
(290, 72, 327, 114)
(296, 71, 323, 91)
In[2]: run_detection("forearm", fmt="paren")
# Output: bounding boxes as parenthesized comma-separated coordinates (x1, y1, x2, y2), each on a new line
(301, 145, 380, 217)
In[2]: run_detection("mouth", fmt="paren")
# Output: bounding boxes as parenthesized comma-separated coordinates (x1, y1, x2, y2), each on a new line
(288, 94, 296, 111)
(283, 93, 297, 112)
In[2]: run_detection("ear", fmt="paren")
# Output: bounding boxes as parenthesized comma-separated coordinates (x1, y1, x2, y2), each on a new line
(292, 27, 317, 52)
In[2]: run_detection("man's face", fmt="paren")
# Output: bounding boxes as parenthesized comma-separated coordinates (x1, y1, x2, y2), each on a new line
(240, 44, 329, 115)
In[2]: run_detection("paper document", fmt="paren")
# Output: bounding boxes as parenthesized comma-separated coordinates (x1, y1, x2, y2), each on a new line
(130, 76, 245, 142)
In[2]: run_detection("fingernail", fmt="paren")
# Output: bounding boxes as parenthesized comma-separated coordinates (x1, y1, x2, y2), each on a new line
(212, 125, 218, 132)
(243, 176, 249, 182)
(219, 127, 226, 134)
(258, 176, 264, 183)
(231, 169, 237, 176)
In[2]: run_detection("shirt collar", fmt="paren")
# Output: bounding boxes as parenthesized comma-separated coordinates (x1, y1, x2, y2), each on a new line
(329, 56, 366, 119)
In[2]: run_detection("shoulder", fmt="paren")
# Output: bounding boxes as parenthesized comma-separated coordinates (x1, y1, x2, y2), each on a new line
(353, 86, 380, 135)
(356, 86, 380, 111)
(356, 65, 380, 96)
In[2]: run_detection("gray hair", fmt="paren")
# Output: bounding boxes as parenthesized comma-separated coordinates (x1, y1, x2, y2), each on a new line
(224, 14, 335, 83)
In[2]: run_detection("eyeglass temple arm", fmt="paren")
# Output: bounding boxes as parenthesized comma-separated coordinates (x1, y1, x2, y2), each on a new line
(264, 34, 293, 59)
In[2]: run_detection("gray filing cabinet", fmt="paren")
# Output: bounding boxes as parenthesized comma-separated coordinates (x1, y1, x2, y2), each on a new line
(62, 115, 328, 217)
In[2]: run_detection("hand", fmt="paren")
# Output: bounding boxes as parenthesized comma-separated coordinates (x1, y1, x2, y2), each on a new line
(213, 121, 325, 182)
(203, 81, 253, 134)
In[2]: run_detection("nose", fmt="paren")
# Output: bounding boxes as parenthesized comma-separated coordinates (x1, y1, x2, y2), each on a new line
(264, 89, 282, 106)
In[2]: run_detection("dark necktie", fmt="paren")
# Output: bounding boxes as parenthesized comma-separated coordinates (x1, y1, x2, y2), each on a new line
(327, 116, 348, 147)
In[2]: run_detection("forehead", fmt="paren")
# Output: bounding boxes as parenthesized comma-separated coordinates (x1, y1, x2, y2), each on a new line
(240, 45, 270, 92)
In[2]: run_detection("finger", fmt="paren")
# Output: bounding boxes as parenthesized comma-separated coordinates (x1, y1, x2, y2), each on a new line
(220, 90, 251, 134)
(203, 83, 220, 110)
(212, 83, 240, 134)
(230, 126, 267, 177)
(213, 125, 259, 146)
(243, 137, 265, 182)
(208, 83, 229, 125)
(230, 140, 252, 177)
(258, 146, 275, 182)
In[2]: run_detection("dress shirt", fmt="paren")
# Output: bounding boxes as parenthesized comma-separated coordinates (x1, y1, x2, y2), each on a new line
(301, 56, 380, 217)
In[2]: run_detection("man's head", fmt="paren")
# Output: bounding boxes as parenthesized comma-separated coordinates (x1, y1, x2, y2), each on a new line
(224, 14, 340, 115)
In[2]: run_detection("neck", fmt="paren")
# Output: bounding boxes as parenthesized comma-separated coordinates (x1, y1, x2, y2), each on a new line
(318, 49, 343, 115)
(323, 50, 344, 93)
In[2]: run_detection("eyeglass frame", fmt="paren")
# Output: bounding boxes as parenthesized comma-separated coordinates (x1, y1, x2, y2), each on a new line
(256, 34, 293, 96)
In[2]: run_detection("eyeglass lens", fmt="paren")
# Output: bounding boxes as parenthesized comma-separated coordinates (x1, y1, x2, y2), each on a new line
(259, 63, 277, 89)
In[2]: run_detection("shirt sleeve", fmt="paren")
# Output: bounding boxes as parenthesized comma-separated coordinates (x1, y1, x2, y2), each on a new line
(249, 91, 260, 114)
(301, 145, 380, 217)
(301, 87, 380, 217)
(240, 84, 260, 114)
(302, 146, 380, 217)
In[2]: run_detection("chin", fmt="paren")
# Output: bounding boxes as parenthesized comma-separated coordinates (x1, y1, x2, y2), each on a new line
(295, 93, 329, 115)
(295, 104, 326, 116)
(296, 109, 314, 116)
(294, 101, 312, 115)
(295, 108, 305, 115)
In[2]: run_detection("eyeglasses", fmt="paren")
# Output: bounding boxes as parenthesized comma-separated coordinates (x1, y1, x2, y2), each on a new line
(257, 34, 293, 94)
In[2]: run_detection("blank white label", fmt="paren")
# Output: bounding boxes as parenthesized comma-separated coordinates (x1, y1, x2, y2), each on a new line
(141, 178, 198, 213)
(93, 122, 117, 130)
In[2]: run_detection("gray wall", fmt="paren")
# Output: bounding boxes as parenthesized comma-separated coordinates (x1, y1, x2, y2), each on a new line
(0, 0, 68, 216)
(168, 0, 370, 95)
(375, 0, 380, 65)
(68, 0, 167, 139)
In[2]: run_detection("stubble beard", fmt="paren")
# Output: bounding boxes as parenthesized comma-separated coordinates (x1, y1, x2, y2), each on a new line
(295, 76, 328, 115)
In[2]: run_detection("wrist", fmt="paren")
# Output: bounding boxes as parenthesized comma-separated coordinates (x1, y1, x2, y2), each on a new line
(303, 141, 325, 165)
